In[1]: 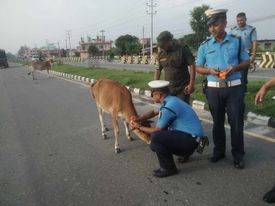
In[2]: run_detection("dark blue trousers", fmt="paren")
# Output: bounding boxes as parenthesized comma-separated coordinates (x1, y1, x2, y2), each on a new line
(150, 130, 198, 170)
(241, 67, 249, 93)
(206, 85, 245, 161)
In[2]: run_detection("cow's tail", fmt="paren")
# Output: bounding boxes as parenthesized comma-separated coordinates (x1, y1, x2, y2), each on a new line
(90, 80, 98, 98)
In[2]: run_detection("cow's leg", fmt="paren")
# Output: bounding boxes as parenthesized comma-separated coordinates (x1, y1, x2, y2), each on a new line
(47, 69, 50, 78)
(32, 70, 35, 80)
(112, 114, 120, 153)
(97, 107, 107, 139)
(124, 121, 133, 141)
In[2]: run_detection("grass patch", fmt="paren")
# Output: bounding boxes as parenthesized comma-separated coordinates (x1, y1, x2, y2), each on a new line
(53, 64, 155, 90)
(13, 61, 275, 118)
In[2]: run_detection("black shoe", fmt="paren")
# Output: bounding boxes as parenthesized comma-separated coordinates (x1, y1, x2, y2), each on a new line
(153, 168, 161, 173)
(208, 154, 225, 163)
(177, 155, 190, 163)
(263, 186, 275, 203)
(153, 168, 178, 178)
(234, 159, 245, 169)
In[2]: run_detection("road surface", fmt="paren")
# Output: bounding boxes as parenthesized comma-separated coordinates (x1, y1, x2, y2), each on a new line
(0, 64, 274, 206)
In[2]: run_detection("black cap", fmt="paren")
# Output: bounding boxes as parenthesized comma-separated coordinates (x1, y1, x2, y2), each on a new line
(157, 31, 173, 47)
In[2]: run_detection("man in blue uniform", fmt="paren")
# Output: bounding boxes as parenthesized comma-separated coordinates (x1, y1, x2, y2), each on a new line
(130, 80, 205, 178)
(230, 12, 257, 92)
(196, 9, 250, 169)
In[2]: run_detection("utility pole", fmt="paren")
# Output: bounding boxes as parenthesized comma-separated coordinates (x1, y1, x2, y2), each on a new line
(65, 39, 68, 50)
(57, 42, 60, 57)
(66, 30, 72, 56)
(142, 26, 145, 57)
(146, 0, 157, 57)
(100, 30, 105, 56)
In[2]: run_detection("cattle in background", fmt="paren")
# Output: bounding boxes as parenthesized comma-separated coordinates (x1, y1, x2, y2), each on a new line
(90, 79, 151, 153)
(28, 59, 54, 80)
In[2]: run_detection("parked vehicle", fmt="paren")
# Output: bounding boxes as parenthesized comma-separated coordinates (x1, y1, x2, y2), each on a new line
(0, 49, 9, 68)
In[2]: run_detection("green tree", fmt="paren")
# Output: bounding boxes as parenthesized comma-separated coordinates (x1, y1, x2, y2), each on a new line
(115, 34, 142, 55)
(178, 33, 198, 50)
(88, 44, 99, 56)
(188, 4, 210, 48)
(190, 4, 210, 40)
(106, 47, 117, 59)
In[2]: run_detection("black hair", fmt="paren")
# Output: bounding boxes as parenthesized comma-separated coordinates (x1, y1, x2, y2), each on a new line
(151, 87, 170, 97)
(237, 12, 246, 18)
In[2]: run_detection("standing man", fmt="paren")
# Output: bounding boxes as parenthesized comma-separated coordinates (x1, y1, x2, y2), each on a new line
(230, 12, 257, 92)
(130, 80, 205, 178)
(255, 76, 275, 204)
(155, 31, 196, 104)
(196, 9, 250, 169)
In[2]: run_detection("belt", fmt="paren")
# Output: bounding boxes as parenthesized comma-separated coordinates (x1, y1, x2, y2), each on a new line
(207, 79, 241, 88)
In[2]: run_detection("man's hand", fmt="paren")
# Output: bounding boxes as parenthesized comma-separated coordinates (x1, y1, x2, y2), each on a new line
(250, 55, 256, 63)
(255, 86, 267, 106)
(184, 83, 195, 95)
(130, 120, 140, 130)
(209, 68, 220, 77)
(224, 65, 236, 78)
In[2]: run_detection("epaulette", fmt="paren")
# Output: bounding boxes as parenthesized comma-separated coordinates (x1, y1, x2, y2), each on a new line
(200, 37, 211, 45)
(248, 25, 255, 29)
(248, 25, 256, 32)
(231, 26, 238, 30)
(229, 34, 241, 39)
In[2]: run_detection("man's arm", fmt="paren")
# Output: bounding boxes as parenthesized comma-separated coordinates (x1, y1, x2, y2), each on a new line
(196, 66, 220, 77)
(250, 41, 257, 63)
(184, 64, 196, 94)
(130, 108, 162, 135)
(154, 69, 161, 80)
(255, 76, 275, 105)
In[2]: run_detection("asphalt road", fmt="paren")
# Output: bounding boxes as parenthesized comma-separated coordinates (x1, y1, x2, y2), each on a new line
(0, 64, 275, 206)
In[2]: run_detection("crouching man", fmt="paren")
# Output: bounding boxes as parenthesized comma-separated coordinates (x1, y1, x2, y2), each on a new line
(130, 80, 206, 178)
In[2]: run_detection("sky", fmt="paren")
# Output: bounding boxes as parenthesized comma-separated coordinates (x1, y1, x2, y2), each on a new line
(1, 0, 275, 54)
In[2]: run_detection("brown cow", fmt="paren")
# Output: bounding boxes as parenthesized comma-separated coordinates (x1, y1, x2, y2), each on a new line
(28, 59, 54, 80)
(90, 79, 151, 153)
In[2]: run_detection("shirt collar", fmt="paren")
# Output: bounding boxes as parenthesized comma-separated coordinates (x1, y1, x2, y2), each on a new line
(237, 24, 248, 31)
(211, 32, 230, 44)
(162, 95, 171, 106)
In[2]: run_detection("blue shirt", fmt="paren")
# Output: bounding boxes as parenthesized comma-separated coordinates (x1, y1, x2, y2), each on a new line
(229, 24, 257, 51)
(196, 33, 249, 82)
(156, 95, 204, 137)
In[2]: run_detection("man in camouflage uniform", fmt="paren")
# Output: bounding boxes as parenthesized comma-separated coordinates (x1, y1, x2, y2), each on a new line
(154, 31, 196, 104)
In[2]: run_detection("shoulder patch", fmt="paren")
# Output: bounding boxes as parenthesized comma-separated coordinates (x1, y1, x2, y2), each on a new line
(200, 38, 211, 45)
(229, 34, 240, 39)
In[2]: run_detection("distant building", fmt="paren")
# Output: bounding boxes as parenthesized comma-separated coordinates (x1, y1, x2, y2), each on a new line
(18, 44, 64, 59)
(79, 36, 113, 58)
(140, 38, 158, 55)
(257, 39, 275, 51)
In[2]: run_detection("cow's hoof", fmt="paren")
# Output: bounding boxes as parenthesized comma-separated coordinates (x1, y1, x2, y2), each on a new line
(128, 136, 134, 141)
(115, 148, 121, 154)
(102, 134, 107, 139)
